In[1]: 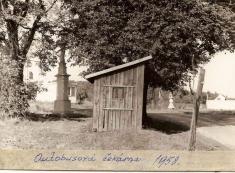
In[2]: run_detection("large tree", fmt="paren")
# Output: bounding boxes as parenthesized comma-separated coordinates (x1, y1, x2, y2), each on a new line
(64, 0, 234, 129)
(206, 0, 235, 46)
(0, 0, 69, 116)
(0, 0, 61, 83)
(67, 0, 234, 91)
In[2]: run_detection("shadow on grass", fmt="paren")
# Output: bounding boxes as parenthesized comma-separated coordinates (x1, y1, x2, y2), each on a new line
(26, 109, 93, 122)
(143, 115, 190, 135)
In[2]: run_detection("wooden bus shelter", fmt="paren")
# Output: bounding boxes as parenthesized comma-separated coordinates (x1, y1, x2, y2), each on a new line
(85, 55, 152, 132)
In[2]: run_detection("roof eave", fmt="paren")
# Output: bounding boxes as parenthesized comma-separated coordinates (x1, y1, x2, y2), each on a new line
(85, 55, 152, 82)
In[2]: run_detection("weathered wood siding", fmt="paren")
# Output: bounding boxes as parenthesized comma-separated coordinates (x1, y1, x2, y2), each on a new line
(93, 64, 145, 132)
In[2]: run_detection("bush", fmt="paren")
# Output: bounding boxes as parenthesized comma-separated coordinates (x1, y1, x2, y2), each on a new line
(76, 88, 88, 104)
(0, 56, 38, 119)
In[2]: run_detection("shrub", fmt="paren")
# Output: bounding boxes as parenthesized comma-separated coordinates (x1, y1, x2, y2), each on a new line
(0, 56, 39, 119)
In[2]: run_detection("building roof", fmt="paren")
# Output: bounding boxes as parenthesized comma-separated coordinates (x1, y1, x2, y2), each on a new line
(85, 55, 152, 82)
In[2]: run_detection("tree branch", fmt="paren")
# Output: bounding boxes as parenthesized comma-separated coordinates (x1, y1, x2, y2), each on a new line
(18, 0, 30, 24)
(18, 23, 31, 30)
(21, 15, 41, 56)
(21, 0, 58, 56)
(45, 0, 58, 14)
(22, 0, 30, 17)
(0, 0, 7, 20)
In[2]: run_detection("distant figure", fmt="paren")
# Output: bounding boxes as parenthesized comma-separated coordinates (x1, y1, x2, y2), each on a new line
(168, 92, 175, 109)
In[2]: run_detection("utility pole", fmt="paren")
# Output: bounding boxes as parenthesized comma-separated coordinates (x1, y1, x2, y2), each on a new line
(188, 67, 205, 151)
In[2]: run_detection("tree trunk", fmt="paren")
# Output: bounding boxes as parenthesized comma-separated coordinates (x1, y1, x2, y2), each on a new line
(188, 68, 205, 151)
(6, 20, 25, 84)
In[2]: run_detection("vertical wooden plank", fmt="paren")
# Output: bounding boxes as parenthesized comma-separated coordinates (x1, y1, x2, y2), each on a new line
(136, 65, 145, 130)
(127, 110, 131, 129)
(113, 111, 116, 130)
(107, 110, 110, 131)
(108, 86, 112, 108)
(125, 87, 130, 129)
(116, 110, 120, 130)
(128, 68, 133, 127)
(115, 73, 118, 85)
(117, 72, 120, 85)
(99, 77, 105, 132)
(103, 110, 108, 131)
(104, 77, 109, 130)
(121, 71, 125, 127)
(106, 110, 110, 130)
(109, 110, 113, 131)
(121, 69, 126, 130)
(131, 67, 137, 129)
(119, 110, 122, 130)
(92, 80, 98, 131)
(112, 110, 116, 130)
(130, 87, 134, 127)
(120, 71, 124, 85)
(115, 111, 117, 131)
(96, 79, 101, 131)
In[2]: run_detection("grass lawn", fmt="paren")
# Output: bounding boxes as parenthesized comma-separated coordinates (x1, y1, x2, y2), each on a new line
(0, 115, 226, 150)
(0, 101, 230, 150)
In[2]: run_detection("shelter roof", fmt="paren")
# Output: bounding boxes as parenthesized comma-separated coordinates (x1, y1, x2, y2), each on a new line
(85, 55, 152, 82)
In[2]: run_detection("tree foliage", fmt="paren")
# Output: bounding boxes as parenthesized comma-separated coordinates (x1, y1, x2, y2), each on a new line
(0, 54, 39, 118)
(205, 0, 235, 48)
(67, 0, 234, 90)
(0, 0, 61, 117)
(0, 0, 81, 78)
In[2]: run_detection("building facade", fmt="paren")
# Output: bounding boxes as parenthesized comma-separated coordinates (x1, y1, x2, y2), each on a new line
(23, 59, 83, 103)
(207, 94, 235, 110)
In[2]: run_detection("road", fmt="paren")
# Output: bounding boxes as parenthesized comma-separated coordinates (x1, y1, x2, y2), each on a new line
(147, 110, 235, 148)
(198, 125, 235, 149)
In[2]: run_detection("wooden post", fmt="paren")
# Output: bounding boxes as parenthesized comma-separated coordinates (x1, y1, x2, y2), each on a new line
(188, 67, 205, 151)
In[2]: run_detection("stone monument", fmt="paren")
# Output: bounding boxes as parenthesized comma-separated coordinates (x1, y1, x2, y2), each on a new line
(54, 45, 71, 114)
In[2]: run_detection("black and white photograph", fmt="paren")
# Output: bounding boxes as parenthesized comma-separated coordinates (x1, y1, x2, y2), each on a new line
(0, 0, 234, 171)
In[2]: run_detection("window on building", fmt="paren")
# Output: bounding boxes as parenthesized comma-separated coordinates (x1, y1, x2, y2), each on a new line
(112, 87, 125, 108)
(29, 71, 33, 80)
(71, 87, 76, 97)
(103, 86, 133, 109)
(68, 87, 71, 96)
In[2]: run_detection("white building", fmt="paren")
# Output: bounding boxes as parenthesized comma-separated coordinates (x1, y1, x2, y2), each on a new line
(23, 58, 87, 103)
(206, 94, 235, 110)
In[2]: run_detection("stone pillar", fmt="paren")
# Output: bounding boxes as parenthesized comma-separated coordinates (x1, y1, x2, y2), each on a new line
(54, 45, 71, 114)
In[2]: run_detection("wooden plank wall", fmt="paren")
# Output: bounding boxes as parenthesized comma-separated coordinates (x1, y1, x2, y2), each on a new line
(93, 64, 145, 132)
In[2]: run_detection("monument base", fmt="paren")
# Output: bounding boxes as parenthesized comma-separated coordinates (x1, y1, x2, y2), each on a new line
(54, 100, 71, 114)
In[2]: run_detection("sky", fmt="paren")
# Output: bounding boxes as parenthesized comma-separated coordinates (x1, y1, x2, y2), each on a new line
(34, 51, 235, 97)
(203, 51, 235, 97)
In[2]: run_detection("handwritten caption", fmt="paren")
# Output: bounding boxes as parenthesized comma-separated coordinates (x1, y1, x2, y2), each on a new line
(33, 152, 180, 168)
(153, 154, 180, 168)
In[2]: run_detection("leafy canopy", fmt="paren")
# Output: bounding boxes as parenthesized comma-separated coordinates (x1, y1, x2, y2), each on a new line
(67, 0, 234, 90)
